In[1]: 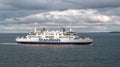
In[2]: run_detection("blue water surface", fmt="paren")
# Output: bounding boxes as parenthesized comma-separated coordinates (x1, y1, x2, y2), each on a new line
(0, 33, 120, 67)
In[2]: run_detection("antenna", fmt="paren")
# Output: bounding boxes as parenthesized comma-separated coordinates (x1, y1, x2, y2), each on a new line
(34, 22, 37, 32)
(69, 20, 72, 31)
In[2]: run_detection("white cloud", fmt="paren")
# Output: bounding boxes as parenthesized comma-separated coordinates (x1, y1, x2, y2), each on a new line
(13, 9, 119, 24)
(4, 18, 15, 22)
(90, 15, 111, 22)
(1, 9, 120, 32)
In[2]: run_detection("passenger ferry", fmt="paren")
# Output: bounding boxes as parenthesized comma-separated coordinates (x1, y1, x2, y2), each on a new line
(16, 23, 93, 45)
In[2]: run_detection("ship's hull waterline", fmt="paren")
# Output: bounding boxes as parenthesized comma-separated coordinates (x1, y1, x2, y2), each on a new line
(17, 41, 92, 45)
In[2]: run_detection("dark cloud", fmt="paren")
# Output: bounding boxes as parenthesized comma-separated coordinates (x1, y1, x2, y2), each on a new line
(68, 0, 120, 9)
(0, 0, 120, 32)
(1, 0, 120, 10)
(0, 0, 120, 18)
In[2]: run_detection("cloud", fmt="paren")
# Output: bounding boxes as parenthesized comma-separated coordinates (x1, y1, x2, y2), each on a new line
(1, 9, 120, 32)
(0, 0, 120, 10)
(9, 9, 118, 25)
(0, 0, 120, 32)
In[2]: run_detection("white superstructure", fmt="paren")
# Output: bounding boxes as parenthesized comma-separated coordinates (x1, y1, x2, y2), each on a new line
(16, 23, 93, 45)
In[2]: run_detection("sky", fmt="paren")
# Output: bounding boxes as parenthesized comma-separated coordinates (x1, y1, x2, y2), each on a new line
(0, 0, 120, 33)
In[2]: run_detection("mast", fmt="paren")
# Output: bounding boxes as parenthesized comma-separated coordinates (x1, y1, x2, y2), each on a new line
(69, 20, 72, 32)
(34, 22, 37, 33)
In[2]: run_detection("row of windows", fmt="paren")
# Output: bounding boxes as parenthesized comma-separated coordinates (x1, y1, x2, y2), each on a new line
(28, 36, 41, 38)
(59, 36, 73, 38)
(45, 36, 54, 38)
(45, 33, 62, 35)
(45, 33, 54, 35)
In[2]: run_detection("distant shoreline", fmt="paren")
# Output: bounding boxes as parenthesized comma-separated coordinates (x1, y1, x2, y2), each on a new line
(109, 31, 120, 33)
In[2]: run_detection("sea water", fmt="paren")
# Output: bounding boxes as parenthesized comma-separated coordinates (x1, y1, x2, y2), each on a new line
(0, 33, 120, 67)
